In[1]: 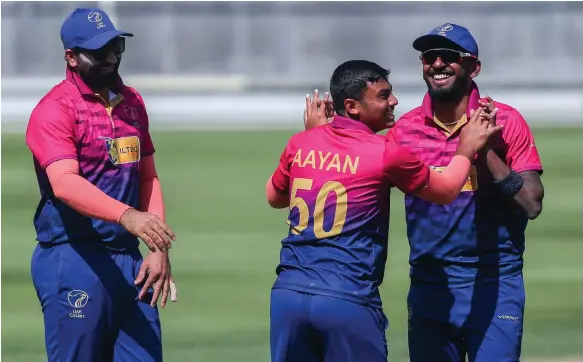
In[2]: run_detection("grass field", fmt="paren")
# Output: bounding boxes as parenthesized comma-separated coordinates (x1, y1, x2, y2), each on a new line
(2, 128, 582, 362)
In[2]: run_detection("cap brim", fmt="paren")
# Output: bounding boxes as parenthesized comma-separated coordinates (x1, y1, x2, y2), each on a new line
(77, 29, 133, 50)
(412, 34, 469, 54)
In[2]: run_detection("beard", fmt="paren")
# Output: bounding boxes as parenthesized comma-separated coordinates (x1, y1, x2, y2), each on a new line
(424, 73, 469, 103)
(79, 69, 118, 90)
(76, 54, 121, 90)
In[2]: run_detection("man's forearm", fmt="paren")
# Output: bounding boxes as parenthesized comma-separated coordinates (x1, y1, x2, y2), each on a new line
(46, 159, 131, 223)
(52, 172, 131, 223)
(140, 176, 166, 221)
(480, 148, 512, 180)
(480, 148, 543, 219)
(139, 155, 166, 220)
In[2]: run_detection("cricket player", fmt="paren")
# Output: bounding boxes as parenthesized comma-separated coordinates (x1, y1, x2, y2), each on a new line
(304, 24, 544, 362)
(266, 60, 502, 362)
(25, 8, 177, 362)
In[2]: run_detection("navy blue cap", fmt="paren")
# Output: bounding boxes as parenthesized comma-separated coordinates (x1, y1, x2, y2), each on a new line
(61, 8, 133, 50)
(413, 23, 478, 57)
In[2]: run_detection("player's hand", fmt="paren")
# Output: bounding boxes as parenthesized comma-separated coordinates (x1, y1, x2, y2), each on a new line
(478, 95, 498, 127)
(478, 95, 500, 150)
(457, 108, 504, 160)
(119, 208, 176, 252)
(135, 251, 178, 308)
(322, 91, 335, 120)
(304, 89, 334, 131)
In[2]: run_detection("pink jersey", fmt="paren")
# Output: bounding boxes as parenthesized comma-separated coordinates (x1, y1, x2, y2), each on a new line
(25, 67, 154, 249)
(387, 82, 543, 287)
(270, 115, 429, 308)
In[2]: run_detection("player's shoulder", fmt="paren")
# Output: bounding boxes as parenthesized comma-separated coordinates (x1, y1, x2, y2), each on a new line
(120, 84, 146, 106)
(395, 106, 425, 127)
(391, 106, 426, 136)
(383, 134, 411, 157)
(284, 126, 324, 148)
(491, 101, 525, 125)
(286, 123, 384, 150)
(30, 81, 78, 119)
(386, 106, 426, 145)
(36, 80, 78, 107)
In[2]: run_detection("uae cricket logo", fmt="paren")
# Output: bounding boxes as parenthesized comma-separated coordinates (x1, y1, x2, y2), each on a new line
(100, 136, 119, 165)
(436, 23, 453, 36)
(67, 289, 89, 319)
(124, 105, 139, 121)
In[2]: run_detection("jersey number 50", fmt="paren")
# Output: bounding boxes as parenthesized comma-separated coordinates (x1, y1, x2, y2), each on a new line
(287, 178, 348, 239)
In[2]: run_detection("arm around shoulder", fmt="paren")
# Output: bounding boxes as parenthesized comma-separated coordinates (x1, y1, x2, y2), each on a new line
(383, 142, 473, 205)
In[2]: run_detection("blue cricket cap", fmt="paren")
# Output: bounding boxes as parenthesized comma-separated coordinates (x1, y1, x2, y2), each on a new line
(61, 8, 133, 50)
(413, 23, 479, 57)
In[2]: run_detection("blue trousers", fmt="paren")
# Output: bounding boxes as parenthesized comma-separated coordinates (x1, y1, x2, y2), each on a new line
(407, 274, 525, 362)
(270, 288, 388, 362)
(31, 241, 162, 362)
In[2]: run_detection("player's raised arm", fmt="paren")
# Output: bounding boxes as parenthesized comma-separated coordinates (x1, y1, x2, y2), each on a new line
(478, 97, 544, 219)
(385, 108, 503, 204)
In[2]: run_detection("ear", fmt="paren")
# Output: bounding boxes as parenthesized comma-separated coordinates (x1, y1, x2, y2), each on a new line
(469, 59, 481, 79)
(344, 99, 360, 118)
(64, 49, 77, 68)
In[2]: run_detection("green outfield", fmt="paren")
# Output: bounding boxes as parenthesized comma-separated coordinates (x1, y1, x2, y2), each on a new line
(2, 128, 582, 362)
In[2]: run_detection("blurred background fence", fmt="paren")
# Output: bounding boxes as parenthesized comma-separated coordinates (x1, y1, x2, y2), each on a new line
(2, 1, 583, 130)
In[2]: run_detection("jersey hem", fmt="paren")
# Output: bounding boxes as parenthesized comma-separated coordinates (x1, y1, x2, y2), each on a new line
(271, 282, 382, 309)
(513, 165, 544, 174)
(40, 154, 79, 170)
(37, 238, 140, 252)
(410, 268, 523, 289)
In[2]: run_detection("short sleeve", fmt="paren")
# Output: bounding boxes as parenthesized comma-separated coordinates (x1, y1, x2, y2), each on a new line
(383, 141, 430, 194)
(141, 123, 155, 158)
(26, 100, 77, 169)
(271, 143, 294, 194)
(503, 109, 543, 174)
(132, 90, 155, 157)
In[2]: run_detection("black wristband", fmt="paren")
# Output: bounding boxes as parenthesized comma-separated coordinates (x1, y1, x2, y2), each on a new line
(493, 169, 524, 197)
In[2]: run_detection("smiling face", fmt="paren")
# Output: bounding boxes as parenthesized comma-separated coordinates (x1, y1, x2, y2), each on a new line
(420, 48, 481, 102)
(344, 80, 399, 132)
(330, 60, 398, 132)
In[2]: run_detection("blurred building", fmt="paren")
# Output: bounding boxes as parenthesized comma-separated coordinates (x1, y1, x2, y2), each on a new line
(2, 1, 582, 129)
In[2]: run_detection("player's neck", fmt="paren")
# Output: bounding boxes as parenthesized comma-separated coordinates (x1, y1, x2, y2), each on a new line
(95, 88, 110, 105)
(433, 92, 471, 124)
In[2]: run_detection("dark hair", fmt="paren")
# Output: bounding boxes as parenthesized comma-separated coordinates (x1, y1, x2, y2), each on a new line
(330, 60, 390, 112)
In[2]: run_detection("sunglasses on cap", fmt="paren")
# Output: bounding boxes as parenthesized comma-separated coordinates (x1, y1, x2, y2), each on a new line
(419, 48, 477, 65)
(74, 37, 125, 61)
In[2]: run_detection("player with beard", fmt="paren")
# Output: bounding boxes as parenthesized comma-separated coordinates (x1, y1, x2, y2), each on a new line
(388, 24, 544, 362)
(268, 60, 505, 362)
(303, 23, 544, 362)
(25, 8, 177, 362)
